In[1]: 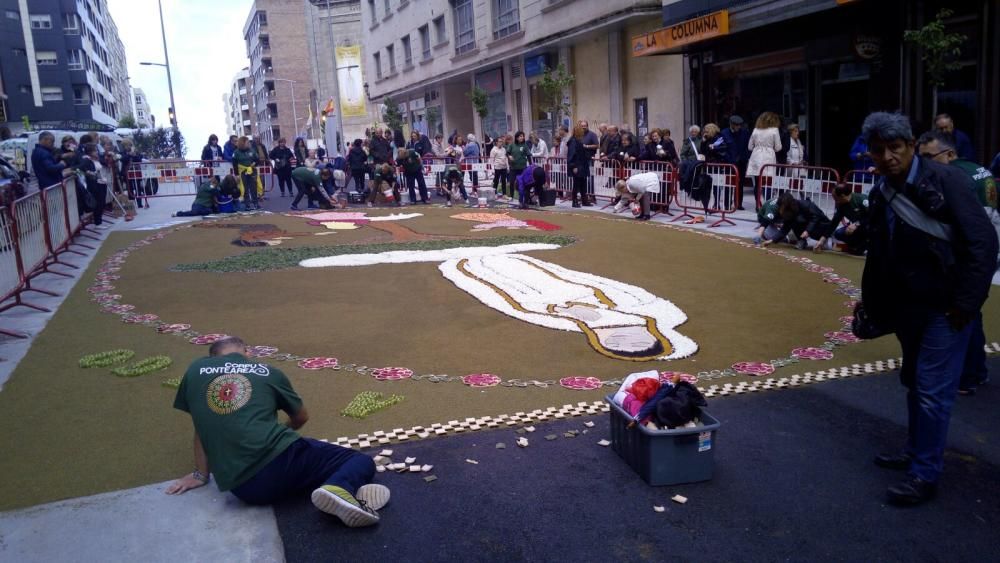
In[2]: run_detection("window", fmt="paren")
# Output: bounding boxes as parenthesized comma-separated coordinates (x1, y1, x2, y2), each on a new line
(67, 49, 84, 70)
(434, 15, 446, 44)
(36, 51, 58, 65)
(5, 10, 19, 20)
(41, 87, 63, 102)
(73, 85, 90, 105)
(386, 45, 396, 73)
(258, 12, 267, 25)
(374, 52, 382, 79)
(367, 0, 376, 23)
(383, 0, 391, 15)
(63, 12, 80, 32)
(402, 36, 412, 66)
(419, 25, 431, 59)
(29, 14, 52, 29)
(493, 0, 520, 39)
(453, 0, 475, 55)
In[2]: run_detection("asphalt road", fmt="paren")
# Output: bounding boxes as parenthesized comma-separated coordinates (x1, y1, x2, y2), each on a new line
(274, 359, 1000, 562)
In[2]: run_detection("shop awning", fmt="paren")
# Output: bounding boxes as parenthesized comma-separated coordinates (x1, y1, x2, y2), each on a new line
(632, 9, 729, 57)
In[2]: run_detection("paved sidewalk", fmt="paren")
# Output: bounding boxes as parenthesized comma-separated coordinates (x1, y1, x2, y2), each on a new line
(0, 480, 283, 563)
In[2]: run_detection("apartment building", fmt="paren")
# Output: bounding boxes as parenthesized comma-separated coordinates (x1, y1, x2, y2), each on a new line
(361, 0, 683, 144)
(243, 0, 315, 148)
(0, 0, 132, 129)
(132, 87, 152, 128)
(224, 67, 253, 138)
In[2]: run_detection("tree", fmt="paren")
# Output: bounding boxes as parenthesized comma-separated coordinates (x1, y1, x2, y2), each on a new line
(131, 127, 188, 159)
(381, 96, 404, 136)
(904, 8, 967, 117)
(466, 86, 489, 126)
(537, 64, 575, 139)
(118, 113, 138, 128)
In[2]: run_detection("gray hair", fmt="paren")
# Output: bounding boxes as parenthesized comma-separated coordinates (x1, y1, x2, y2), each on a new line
(917, 130, 956, 151)
(688, 125, 701, 135)
(209, 336, 247, 356)
(862, 112, 913, 145)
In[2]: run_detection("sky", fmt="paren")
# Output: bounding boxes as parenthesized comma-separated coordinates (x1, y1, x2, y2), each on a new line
(106, 0, 250, 159)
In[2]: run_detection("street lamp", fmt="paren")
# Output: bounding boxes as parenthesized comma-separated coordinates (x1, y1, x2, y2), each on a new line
(272, 78, 299, 139)
(140, 0, 179, 157)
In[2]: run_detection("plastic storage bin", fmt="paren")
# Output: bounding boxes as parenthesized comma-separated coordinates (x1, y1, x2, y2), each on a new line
(605, 394, 720, 486)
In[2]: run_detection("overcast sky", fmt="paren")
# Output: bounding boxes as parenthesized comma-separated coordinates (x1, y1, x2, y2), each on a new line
(106, 0, 249, 158)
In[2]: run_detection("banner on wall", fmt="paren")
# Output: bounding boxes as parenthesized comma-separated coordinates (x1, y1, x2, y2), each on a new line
(335, 45, 368, 118)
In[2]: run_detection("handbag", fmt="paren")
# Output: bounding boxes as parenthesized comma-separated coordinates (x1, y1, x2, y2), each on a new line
(851, 301, 891, 340)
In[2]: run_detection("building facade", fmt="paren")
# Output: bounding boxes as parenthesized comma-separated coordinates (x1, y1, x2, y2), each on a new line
(224, 67, 253, 138)
(132, 87, 152, 128)
(638, 0, 1000, 171)
(243, 0, 315, 148)
(0, 0, 132, 129)
(360, 0, 684, 146)
(306, 0, 369, 152)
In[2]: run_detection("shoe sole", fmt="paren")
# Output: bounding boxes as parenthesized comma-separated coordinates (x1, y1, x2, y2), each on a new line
(311, 487, 379, 527)
(356, 484, 390, 511)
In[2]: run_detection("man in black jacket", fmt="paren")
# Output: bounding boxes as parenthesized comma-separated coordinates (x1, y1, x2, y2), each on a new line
(760, 192, 832, 250)
(860, 112, 998, 506)
(369, 129, 391, 166)
(31, 131, 67, 189)
(269, 138, 294, 197)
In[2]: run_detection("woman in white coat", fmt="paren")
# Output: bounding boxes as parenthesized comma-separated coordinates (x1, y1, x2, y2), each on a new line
(746, 111, 782, 211)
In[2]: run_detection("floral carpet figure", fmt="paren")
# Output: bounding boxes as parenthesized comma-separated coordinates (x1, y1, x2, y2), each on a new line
(300, 245, 697, 361)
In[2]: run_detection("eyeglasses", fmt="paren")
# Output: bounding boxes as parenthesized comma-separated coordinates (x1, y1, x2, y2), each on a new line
(919, 148, 952, 159)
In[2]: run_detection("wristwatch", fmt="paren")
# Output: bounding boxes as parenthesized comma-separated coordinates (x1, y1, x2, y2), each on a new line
(192, 469, 210, 484)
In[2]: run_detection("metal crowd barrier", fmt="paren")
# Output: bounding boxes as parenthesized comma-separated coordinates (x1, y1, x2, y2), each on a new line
(842, 169, 881, 196)
(126, 160, 274, 200)
(756, 164, 841, 217)
(621, 160, 676, 217)
(544, 156, 571, 199)
(673, 162, 739, 227)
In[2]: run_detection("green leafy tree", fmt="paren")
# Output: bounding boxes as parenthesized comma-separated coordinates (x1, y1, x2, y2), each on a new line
(381, 96, 405, 137)
(131, 127, 188, 159)
(118, 113, 138, 128)
(537, 64, 575, 138)
(904, 8, 967, 117)
(466, 86, 489, 122)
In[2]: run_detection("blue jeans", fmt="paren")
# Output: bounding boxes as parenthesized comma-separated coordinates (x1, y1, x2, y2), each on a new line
(900, 313, 973, 483)
(833, 225, 867, 254)
(231, 438, 375, 505)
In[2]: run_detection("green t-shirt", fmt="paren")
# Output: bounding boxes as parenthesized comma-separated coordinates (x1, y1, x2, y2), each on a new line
(507, 143, 530, 170)
(831, 192, 869, 227)
(402, 153, 423, 175)
(952, 159, 997, 209)
(173, 353, 303, 491)
(292, 166, 321, 187)
(757, 196, 779, 227)
(193, 182, 219, 208)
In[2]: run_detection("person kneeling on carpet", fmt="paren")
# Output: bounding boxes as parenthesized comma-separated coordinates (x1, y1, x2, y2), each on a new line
(175, 175, 221, 217)
(515, 165, 546, 209)
(761, 192, 832, 250)
(215, 175, 240, 213)
(753, 193, 786, 244)
(166, 336, 389, 528)
(368, 163, 401, 207)
(613, 172, 654, 220)
(291, 166, 334, 211)
(443, 164, 469, 206)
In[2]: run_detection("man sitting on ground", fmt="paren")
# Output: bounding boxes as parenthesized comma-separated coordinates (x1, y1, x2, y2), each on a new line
(761, 192, 832, 251)
(175, 176, 221, 217)
(166, 336, 389, 527)
(815, 184, 869, 255)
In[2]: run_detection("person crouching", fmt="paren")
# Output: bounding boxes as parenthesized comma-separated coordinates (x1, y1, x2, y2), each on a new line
(515, 165, 547, 210)
(175, 175, 221, 217)
(291, 166, 334, 210)
(613, 172, 655, 220)
(761, 191, 832, 250)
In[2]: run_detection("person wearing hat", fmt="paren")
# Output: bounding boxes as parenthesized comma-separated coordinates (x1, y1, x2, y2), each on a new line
(721, 115, 751, 209)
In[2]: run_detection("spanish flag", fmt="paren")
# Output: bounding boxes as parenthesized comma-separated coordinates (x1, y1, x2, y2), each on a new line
(323, 98, 335, 115)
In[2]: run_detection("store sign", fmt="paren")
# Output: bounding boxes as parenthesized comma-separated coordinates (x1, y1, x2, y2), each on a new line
(523, 54, 550, 78)
(632, 10, 729, 57)
(853, 34, 881, 60)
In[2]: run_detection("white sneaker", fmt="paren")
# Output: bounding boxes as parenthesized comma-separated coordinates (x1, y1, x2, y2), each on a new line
(311, 485, 380, 527)
(356, 484, 390, 511)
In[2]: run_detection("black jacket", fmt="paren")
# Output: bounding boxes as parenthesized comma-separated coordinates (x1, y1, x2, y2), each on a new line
(269, 146, 294, 171)
(370, 137, 392, 164)
(347, 147, 368, 171)
(640, 139, 678, 164)
(201, 143, 223, 163)
(770, 198, 832, 243)
(566, 138, 590, 178)
(407, 135, 431, 157)
(862, 156, 998, 326)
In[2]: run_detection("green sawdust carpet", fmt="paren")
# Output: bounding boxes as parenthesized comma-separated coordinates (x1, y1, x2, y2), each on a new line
(0, 208, 997, 510)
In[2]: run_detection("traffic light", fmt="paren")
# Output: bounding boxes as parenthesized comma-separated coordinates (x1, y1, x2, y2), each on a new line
(168, 107, 176, 126)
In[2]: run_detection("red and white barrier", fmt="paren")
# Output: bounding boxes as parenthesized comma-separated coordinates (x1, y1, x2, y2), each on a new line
(126, 160, 274, 199)
(622, 160, 676, 217)
(545, 157, 571, 198)
(843, 169, 881, 196)
(757, 164, 841, 217)
(673, 162, 739, 227)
